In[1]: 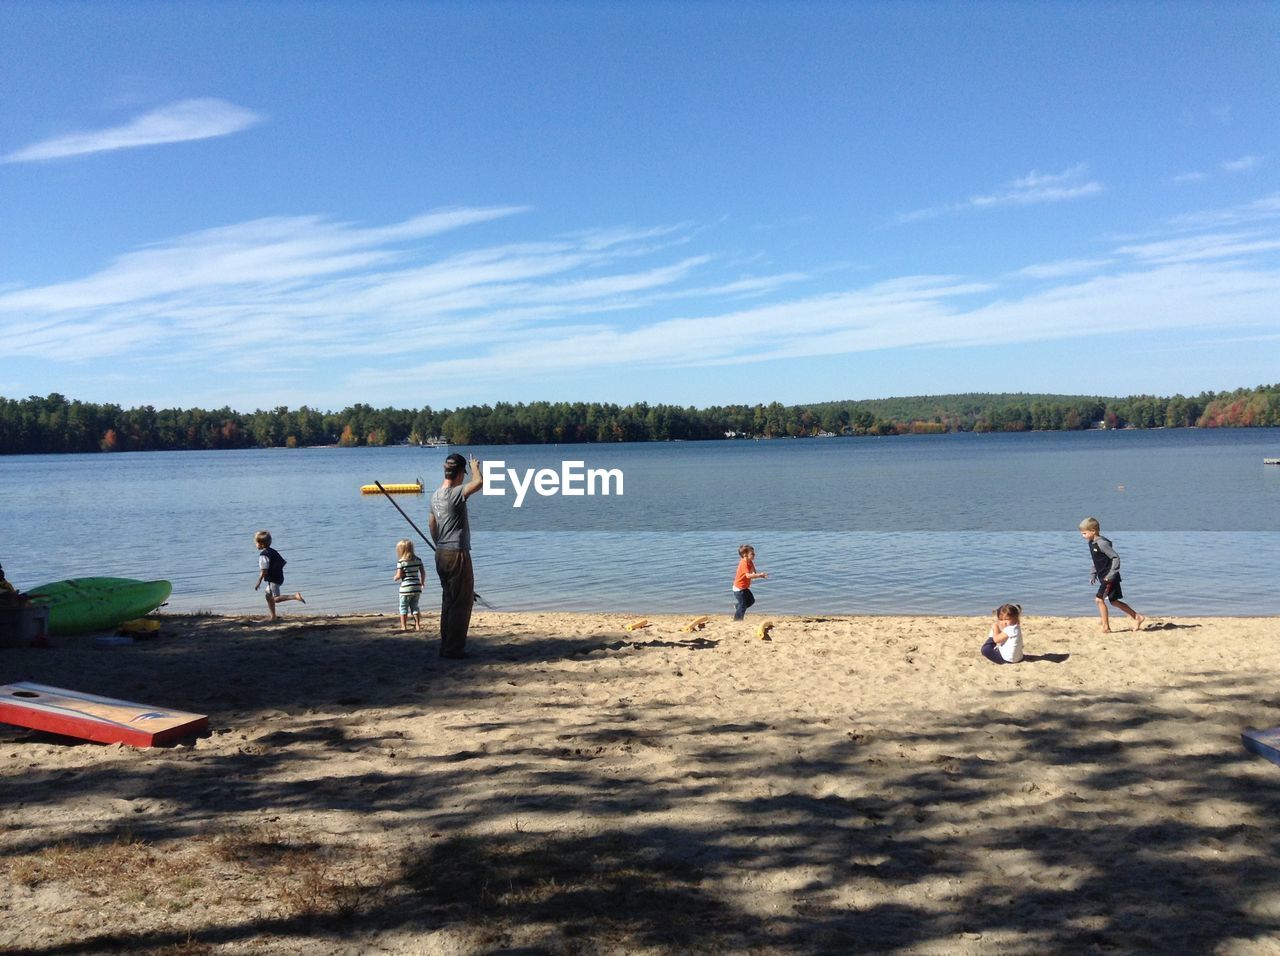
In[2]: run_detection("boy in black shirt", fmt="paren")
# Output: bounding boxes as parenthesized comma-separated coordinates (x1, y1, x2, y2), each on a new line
(1079, 517, 1146, 632)
(254, 530, 305, 621)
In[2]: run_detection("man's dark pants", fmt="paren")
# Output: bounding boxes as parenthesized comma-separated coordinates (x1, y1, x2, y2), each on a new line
(435, 549, 474, 657)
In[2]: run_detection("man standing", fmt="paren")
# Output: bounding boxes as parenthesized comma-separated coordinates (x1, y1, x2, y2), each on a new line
(429, 452, 483, 658)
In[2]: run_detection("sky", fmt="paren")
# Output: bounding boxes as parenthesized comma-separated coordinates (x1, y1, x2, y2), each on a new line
(1, 0, 1278, 413)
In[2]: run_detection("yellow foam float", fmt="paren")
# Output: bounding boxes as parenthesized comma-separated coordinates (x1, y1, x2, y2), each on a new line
(681, 616, 711, 633)
(625, 618, 652, 631)
(360, 480, 424, 495)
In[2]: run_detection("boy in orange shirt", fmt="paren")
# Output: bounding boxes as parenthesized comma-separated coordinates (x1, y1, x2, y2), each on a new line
(731, 544, 768, 620)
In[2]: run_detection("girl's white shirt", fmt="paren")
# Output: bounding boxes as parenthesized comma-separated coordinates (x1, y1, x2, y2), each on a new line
(990, 622, 1024, 663)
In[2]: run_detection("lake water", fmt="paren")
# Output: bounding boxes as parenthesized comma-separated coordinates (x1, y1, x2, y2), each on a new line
(4, 428, 1279, 617)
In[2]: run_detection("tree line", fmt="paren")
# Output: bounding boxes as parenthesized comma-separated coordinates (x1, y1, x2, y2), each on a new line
(1, 385, 1278, 455)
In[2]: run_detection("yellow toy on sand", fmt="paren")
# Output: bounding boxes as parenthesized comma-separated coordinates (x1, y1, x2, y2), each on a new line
(625, 619, 652, 631)
(756, 621, 774, 640)
(681, 616, 711, 633)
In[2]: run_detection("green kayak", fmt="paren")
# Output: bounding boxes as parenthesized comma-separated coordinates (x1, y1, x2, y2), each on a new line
(28, 577, 172, 636)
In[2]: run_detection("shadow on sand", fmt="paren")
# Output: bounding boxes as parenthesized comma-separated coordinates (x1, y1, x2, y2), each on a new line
(3, 615, 1279, 953)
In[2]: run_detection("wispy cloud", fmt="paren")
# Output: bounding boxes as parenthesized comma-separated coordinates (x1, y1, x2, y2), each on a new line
(972, 166, 1104, 206)
(1115, 231, 1280, 265)
(897, 165, 1104, 223)
(359, 258, 1278, 394)
(3, 196, 1276, 408)
(1015, 258, 1114, 279)
(2, 98, 263, 163)
(0, 208, 797, 371)
(1167, 155, 1264, 186)
(1222, 154, 1264, 174)
(1165, 193, 1280, 230)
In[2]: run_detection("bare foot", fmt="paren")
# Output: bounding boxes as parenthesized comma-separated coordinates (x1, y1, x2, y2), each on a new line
(295, 593, 306, 603)
(1133, 615, 1146, 632)
(1099, 627, 1112, 633)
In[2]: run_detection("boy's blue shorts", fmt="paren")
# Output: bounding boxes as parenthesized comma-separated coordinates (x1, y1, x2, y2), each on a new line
(399, 592, 421, 614)
(1096, 577, 1124, 601)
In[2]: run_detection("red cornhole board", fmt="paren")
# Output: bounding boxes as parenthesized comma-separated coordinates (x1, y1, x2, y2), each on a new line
(0, 682, 207, 747)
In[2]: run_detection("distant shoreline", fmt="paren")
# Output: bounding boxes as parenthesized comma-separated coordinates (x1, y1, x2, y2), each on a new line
(8, 421, 1280, 457)
(4, 387, 1277, 455)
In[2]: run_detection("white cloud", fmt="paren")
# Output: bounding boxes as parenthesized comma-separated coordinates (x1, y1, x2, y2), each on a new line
(353, 258, 1279, 392)
(0, 209, 784, 369)
(1115, 231, 1280, 265)
(897, 165, 1103, 223)
(2, 98, 263, 163)
(1015, 258, 1114, 279)
(1171, 171, 1207, 184)
(0, 207, 528, 314)
(3, 198, 1276, 406)
(1222, 154, 1263, 174)
(1165, 193, 1280, 230)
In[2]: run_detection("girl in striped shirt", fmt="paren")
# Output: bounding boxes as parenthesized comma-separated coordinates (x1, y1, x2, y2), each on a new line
(394, 539, 426, 632)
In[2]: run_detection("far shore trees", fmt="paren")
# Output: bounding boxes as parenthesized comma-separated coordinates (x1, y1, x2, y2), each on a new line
(1, 385, 1277, 455)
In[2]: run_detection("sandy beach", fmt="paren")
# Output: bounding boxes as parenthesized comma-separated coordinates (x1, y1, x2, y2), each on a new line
(3, 610, 1280, 954)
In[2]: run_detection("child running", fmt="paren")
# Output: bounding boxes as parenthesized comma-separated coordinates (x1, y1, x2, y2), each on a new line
(731, 544, 768, 620)
(393, 538, 425, 631)
(253, 530, 305, 621)
(1079, 517, 1146, 632)
(980, 603, 1025, 664)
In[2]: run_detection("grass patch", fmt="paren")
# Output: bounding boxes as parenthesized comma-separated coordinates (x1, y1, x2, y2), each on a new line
(3, 823, 395, 943)
(9, 831, 207, 897)
(213, 822, 389, 920)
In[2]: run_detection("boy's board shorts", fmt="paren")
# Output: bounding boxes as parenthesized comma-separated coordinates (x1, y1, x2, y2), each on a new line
(399, 592, 421, 615)
(264, 582, 283, 598)
(1096, 576, 1124, 601)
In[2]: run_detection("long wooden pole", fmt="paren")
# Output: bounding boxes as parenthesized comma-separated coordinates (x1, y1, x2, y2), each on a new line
(374, 481, 493, 609)
(374, 481, 435, 552)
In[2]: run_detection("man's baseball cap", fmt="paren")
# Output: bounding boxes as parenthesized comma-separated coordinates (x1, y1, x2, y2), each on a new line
(444, 453, 467, 476)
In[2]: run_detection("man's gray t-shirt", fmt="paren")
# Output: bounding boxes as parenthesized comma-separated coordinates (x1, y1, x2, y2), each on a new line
(431, 485, 470, 551)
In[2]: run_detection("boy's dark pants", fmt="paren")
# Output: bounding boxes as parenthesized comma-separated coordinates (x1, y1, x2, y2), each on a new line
(733, 588, 755, 620)
(435, 549, 474, 657)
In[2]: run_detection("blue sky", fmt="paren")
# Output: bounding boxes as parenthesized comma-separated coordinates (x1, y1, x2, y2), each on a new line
(1, 1, 1277, 412)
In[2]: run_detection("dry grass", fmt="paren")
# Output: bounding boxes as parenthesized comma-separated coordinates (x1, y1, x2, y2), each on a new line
(212, 822, 390, 920)
(144, 937, 217, 956)
(9, 830, 209, 909)
(4, 823, 718, 953)
(3, 822, 396, 948)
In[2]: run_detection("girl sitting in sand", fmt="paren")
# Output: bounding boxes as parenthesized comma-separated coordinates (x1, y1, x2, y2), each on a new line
(980, 603, 1024, 664)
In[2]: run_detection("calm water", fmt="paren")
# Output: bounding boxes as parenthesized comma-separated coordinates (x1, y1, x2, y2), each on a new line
(3, 428, 1279, 617)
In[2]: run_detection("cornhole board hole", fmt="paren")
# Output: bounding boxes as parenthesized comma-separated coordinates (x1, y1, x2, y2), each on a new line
(0, 682, 207, 747)
(1242, 726, 1280, 766)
